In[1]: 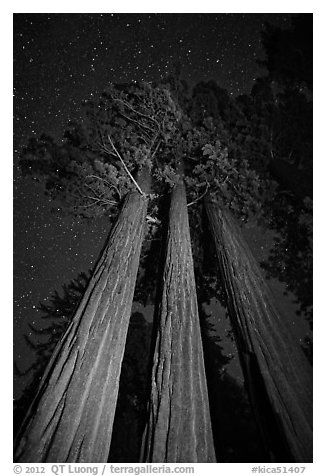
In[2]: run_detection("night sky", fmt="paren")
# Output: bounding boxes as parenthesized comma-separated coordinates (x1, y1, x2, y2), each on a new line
(14, 12, 303, 401)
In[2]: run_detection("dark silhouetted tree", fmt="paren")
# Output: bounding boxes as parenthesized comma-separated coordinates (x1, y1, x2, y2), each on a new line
(141, 179, 216, 462)
(259, 15, 312, 92)
(15, 272, 153, 463)
(14, 271, 91, 436)
(108, 311, 152, 462)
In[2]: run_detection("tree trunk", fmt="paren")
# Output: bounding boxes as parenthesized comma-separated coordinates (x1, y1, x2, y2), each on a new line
(141, 182, 216, 463)
(14, 184, 149, 463)
(205, 199, 312, 462)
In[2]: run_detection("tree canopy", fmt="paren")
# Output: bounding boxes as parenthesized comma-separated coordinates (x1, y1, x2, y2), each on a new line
(16, 16, 312, 462)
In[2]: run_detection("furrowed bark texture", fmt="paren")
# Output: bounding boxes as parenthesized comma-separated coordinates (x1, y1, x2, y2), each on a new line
(142, 182, 216, 463)
(15, 189, 149, 463)
(205, 199, 312, 462)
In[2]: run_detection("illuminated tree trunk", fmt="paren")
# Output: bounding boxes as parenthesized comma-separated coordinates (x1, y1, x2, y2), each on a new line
(14, 185, 149, 463)
(205, 198, 312, 462)
(141, 182, 216, 463)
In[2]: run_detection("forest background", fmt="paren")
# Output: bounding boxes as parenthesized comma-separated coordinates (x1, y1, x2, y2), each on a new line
(7, 3, 320, 466)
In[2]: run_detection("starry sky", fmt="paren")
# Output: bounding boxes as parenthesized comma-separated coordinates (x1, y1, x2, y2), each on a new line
(13, 12, 300, 400)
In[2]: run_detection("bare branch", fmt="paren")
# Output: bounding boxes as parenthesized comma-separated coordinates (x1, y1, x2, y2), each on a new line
(106, 134, 145, 196)
(150, 138, 162, 161)
(84, 182, 103, 199)
(86, 175, 121, 200)
(95, 140, 118, 159)
(81, 196, 119, 208)
(119, 111, 157, 135)
(135, 133, 151, 146)
(187, 181, 210, 208)
(146, 215, 161, 225)
(113, 97, 161, 129)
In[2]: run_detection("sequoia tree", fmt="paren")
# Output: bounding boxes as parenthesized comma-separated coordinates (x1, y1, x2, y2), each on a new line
(15, 269, 153, 463)
(141, 179, 216, 463)
(205, 200, 312, 462)
(14, 69, 313, 463)
(14, 82, 180, 462)
(184, 65, 313, 460)
(14, 187, 148, 462)
(183, 123, 312, 460)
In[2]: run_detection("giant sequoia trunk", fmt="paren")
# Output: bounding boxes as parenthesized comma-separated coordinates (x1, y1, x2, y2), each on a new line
(205, 199, 312, 462)
(14, 184, 149, 463)
(141, 182, 216, 463)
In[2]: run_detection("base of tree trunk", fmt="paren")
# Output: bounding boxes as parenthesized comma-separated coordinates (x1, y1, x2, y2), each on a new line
(15, 189, 149, 463)
(205, 199, 312, 462)
(141, 183, 216, 463)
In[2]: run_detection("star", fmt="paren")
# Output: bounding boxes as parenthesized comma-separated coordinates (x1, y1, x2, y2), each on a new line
(13, 11, 300, 406)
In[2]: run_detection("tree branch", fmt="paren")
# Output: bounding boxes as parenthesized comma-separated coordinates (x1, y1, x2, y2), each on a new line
(119, 111, 157, 135)
(84, 182, 103, 200)
(81, 196, 119, 208)
(150, 137, 162, 161)
(106, 134, 145, 196)
(113, 97, 161, 129)
(187, 181, 209, 208)
(96, 141, 118, 159)
(86, 175, 121, 200)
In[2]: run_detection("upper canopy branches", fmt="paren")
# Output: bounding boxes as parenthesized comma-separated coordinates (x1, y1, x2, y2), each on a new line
(86, 82, 183, 172)
(20, 80, 269, 223)
(20, 82, 183, 218)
